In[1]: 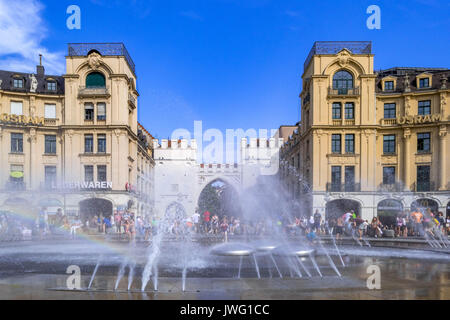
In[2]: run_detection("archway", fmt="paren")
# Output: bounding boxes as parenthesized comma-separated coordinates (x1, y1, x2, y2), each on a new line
(197, 179, 242, 219)
(411, 198, 439, 214)
(326, 199, 361, 220)
(79, 198, 113, 223)
(377, 199, 403, 227)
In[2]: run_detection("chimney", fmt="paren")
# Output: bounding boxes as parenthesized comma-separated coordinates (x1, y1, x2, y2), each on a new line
(36, 54, 45, 76)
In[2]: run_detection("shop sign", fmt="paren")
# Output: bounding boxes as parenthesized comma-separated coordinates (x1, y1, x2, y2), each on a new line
(397, 114, 441, 125)
(62, 181, 113, 190)
(0, 113, 45, 126)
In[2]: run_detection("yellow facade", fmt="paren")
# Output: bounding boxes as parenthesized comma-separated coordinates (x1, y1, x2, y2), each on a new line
(281, 42, 449, 220)
(0, 43, 154, 219)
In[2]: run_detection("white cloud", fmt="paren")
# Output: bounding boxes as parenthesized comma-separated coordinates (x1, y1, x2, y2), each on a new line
(0, 0, 64, 75)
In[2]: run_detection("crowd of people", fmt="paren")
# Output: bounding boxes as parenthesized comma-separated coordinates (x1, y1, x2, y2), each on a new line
(284, 208, 449, 242)
(0, 205, 449, 243)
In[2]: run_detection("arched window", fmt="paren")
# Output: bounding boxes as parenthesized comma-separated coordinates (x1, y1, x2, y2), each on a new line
(333, 70, 353, 90)
(85, 72, 105, 88)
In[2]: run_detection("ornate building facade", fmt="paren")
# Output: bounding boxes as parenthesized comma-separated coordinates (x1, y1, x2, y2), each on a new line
(0, 43, 154, 220)
(281, 41, 449, 222)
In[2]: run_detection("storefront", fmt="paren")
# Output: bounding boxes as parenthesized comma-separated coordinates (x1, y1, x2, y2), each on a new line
(377, 199, 403, 227)
(325, 199, 361, 220)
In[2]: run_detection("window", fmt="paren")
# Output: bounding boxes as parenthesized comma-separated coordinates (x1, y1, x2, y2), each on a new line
(332, 134, 341, 153)
(332, 70, 353, 91)
(384, 81, 394, 91)
(84, 103, 94, 120)
(384, 103, 396, 119)
(13, 78, 23, 88)
(84, 165, 94, 182)
(44, 135, 57, 154)
(44, 104, 56, 119)
(10, 101, 23, 115)
(97, 102, 106, 120)
(45, 166, 57, 188)
(418, 100, 431, 115)
(331, 166, 341, 191)
(97, 165, 107, 182)
(97, 134, 106, 153)
(332, 103, 341, 119)
(419, 78, 429, 88)
(11, 133, 23, 153)
(9, 164, 24, 189)
(417, 166, 430, 191)
(344, 166, 355, 191)
(84, 134, 93, 153)
(47, 81, 57, 91)
(417, 132, 431, 153)
(345, 134, 355, 153)
(383, 167, 396, 185)
(86, 72, 105, 88)
(383, 135, 396, 154)
(344, 102, 354, 119)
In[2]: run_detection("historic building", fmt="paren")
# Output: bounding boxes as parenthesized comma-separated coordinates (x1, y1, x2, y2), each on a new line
(281, 41, 449, 222)
(0, 43, 154, 221)
(152, 137, 283, 218)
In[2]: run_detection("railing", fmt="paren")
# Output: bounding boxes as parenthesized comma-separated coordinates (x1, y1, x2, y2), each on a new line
(328, 87, 360, 96)
(303, 93, 310, 106)
(68, 43, 135, 74)
(4, 181, 25, 191)
(304, 41, 372, 70)
(344, 119, 355, 126)
(128, 93, 137, 108)
(332, 119, 341, 126)
(381, 118, 397, 126)
(378, 182, 404, 192)
(78, 86, 109, 97)
(326, 182, 361, 192)
(44, 118, 58, 126)
(415, 181, 435, 192)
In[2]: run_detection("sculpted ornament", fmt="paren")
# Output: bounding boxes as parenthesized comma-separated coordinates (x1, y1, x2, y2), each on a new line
(88, 52, 102, 70)
(337, 50, 351, 68)
(29, 74, 38, 93)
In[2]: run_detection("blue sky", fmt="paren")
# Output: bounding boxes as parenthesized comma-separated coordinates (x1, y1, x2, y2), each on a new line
(0, 0, 449, 139)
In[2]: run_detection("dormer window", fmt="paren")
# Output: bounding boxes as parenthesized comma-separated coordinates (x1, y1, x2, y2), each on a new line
(47, 80, 57, 91)
(419, 78, 429, 88)
(384, 81, 394, 91)
(13, 78, 23, 88)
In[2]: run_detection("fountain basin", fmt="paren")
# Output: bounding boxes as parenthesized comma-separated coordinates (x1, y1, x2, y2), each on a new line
(272, 246, 315, 257)
(210, 243, 255, 256)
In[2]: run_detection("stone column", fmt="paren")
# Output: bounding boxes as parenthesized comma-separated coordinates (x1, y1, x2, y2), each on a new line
(439, 127, 447, 190)
(403, 129, 411, 191)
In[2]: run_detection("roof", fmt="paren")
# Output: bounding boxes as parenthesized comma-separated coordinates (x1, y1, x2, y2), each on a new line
(0, 69, 65, 95)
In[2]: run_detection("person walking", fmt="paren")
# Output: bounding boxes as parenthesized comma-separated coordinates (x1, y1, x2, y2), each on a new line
(313, 210, 322, 234)
(192, 211, 200, 233)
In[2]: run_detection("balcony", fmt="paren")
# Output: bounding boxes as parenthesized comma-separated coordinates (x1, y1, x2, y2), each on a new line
(44, 118, 58, 126)
(328, 87, 360, 97)
(381, 118, 397, 126)
(4, 181, 25, 191)
(326, 182, 361, 192)
(128, 93, 137, 109)
(78, 86, 110, 98)
(378, 182, 404, 192)
(414, 181, 435, 192)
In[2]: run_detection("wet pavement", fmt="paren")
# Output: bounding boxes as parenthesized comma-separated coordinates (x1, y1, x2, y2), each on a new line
(0, 240, 449, 299)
